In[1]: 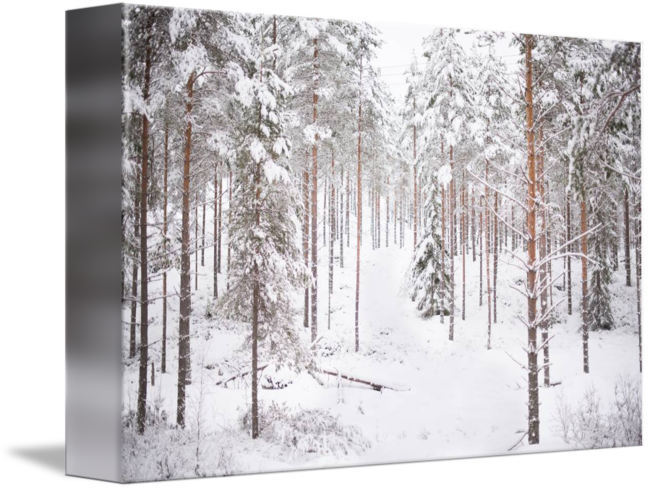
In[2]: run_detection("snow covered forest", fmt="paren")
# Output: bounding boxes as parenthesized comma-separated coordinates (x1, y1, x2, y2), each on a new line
(120, 4, 641, 482)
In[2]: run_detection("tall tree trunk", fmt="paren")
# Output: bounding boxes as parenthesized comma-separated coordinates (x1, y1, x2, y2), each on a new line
(136, 21, 153, 435)
(441, 184, 446, 325)
(471, 194, 476, 262)
(538, 127, 550, 387)
(413, 114, 417, 251)
(329, 152, 335, 329)
(636, 199, 642, 372)
(346, 170, 350, 247)
(195, 192, 199, 291)
(625, 186, 631, 286)
(386, 179, 390, 247)
(449, 144, 455, 341)
(310, 38, 319, 342)
(323, 179, 327, 247)
(371, 187, 375, 249)
(567, 194, 573, 314)
(213, 164, 219, 299)
(303, 151, 310, 329)
(129, 162, 141, 360)
(162, 123, 168, 374)
(218, 170, 222, 273)
(462, 169, 466, 321)
(227, 170, 232, 290)
(355, 56, 362, 353)
(581, 196, 589, 374)
(485, 162, 492, 350)
(201, 201, 206, 266)
(524, 35, 539, 445)
(340, 168, 345, 268)
(377, 190, 381, 248)
(478, 202, 480, 307)
(177, 71, 195, 429)
(493, 189, 498, 324)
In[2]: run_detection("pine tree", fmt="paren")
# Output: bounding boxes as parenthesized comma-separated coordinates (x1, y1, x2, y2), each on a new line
(220, 15, 309, 439)
(409, 164, 449, 319)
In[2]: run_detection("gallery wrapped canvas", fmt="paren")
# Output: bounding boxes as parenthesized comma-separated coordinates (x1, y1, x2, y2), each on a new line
(66, 2, 642, 483)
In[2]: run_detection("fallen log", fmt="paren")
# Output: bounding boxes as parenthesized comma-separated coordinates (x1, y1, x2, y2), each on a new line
(215, 364, 409, 393)
(315, 368, 409, 392)
(215, 364, 268, 387)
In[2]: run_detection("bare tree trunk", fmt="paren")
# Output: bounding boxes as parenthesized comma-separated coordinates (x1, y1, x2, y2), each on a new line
(368, 189, 377, 250)
(162, 123, 168, 374)
(485, 162, 492, 350)
(472, 194, 476, 262)
(538, 127, 549, 387)
(625, 186, 632, 286)
(462, 169, 466, 321)
(129, 162, 141, 360)
(377, 190, 381, 248)
(201, 200, 206, 266)
(355, 56, 362, 353)
(346, 170, 350, 247)
(567, 194, 573, 315)
(478, 202, 480, 307)
(303, 152, 310, 329)
(581, 196, 589, 374)
(441, 180, 446, 325)
(136, 22, 153, 435)
(413, 118, 417, 251)
(218, 169, 222, 273)
(195, 192, 199, 291)
(636, 199, 642, 372)
(227, 170, 232, 291)
(386, 178, 390, 247)
(310, 38, 319, 342)
(329, 152, 335, 330)
(177, 71, 195, 429)
(524, 35, 540, 445)
(449, 144, 455, 341)
(493, 189, 498, 324)
(340, 168, 344, 268)
(213, 163, 221, 300)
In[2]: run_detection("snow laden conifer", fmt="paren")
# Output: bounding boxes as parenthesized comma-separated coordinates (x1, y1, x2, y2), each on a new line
(219, 14, 310, 440)
(409, 165, 448, 318)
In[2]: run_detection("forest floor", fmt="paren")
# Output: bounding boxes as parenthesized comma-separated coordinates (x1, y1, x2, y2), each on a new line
(122, 225, 641, 480)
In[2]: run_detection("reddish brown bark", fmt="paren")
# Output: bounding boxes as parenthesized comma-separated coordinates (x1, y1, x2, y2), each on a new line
(136, 18, 153, 435)
(177, 71, 195, 429)
(524, 34, 539, 445)
(581, 197, 589, 374)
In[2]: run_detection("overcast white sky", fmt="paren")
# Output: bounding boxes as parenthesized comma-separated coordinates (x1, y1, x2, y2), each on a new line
(367, 20, 521, 103)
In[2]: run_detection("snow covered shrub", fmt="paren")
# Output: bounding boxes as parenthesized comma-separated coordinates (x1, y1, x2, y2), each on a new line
(241, 402, 370, 457)
(122, 419, 195, 481)
(261, 364, 295, 390)
(316, 336, 342, 357)
(553, 376, 642, 449)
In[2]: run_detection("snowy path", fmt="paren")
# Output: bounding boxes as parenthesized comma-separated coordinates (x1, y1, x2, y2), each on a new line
(122, 223, 641, 475)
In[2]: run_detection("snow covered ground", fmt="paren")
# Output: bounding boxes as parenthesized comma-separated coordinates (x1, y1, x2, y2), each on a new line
(121, 218, 641, 481)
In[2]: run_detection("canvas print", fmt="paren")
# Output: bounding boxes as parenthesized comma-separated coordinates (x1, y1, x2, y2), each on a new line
(120, 3, 642, 482)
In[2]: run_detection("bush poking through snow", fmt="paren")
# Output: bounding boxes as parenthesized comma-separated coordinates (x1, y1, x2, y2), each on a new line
(241, 402, 370, 457)
(553, 376, 642, 449)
